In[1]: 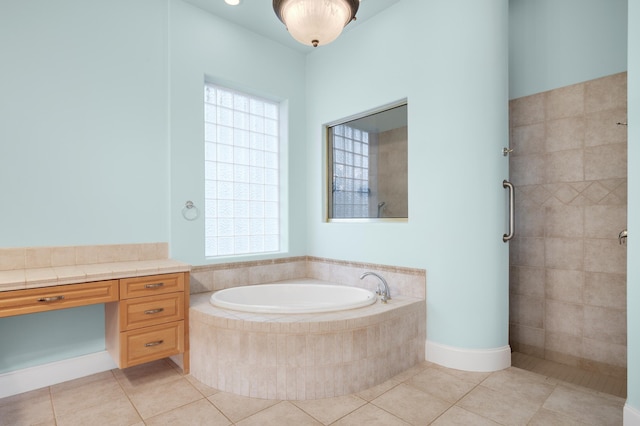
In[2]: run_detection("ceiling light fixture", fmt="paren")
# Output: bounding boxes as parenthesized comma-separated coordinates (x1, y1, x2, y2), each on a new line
(273, 0, 359, 48)
(224, 0, 240, 5)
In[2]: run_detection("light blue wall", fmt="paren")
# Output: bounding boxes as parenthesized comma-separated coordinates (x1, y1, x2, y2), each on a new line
(167, 0, 307, 266)
(0, 0, 169, 372)
(509, 0, 628, 99)
(0, 306, 105, 374)
(627, 0, 639, 413)
(306, 0, 510, 350)
(0, 0, 170, 247)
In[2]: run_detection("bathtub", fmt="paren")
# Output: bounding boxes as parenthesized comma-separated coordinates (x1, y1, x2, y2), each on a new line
(210, 283, 376, 314)
(190, 279, 426, 400)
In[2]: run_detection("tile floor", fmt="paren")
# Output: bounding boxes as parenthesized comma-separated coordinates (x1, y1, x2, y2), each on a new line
(0, 356, 625, 426)
(512, 352, 627, 399)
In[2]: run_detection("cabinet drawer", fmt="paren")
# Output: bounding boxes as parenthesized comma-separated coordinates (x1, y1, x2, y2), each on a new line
(120, 273, 184, 299)
(120, 321, 184, 368)
(0, 280, 118, 318)
(120, 293, 184, 331)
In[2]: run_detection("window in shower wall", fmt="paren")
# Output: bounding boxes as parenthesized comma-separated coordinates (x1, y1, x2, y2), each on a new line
(204, 83, 280, 257)
(327, 101, 408, 221)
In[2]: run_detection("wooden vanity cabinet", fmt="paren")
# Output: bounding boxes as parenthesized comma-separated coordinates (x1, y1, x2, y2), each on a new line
(105, 272, 190, 373)
(0, 271, 190, 373)
(0, 280, 118, 318)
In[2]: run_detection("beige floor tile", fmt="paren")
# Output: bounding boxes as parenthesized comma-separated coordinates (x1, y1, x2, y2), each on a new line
(542, 385, 624, 425)
(144, 399, 231, 426)
(406, 366, 478, 403)
(528, 408, 590, 425)
(371, 383, 450, 425)
(0, 388, 54, 426)
(0, 357, 629, 426)
(431, 406, 501, 425)
(51, 374, 126, 417)
(428, 363, 491, 384)
(208, 391, 279, 423)
(126, 377, 203, 419)
(480, 367, 556, 405)
(0, 386, 50, 407)
(355, 377, 401, 401)
(50, 370, 115, 392)
(511, 351, 626, 398)
(457, 385, 540, 426)
(331, 403, 410, 426)
(389, 361, 431, 382)
(55, 394, 141, 426)
(292, 394, 367, 425)
(186, 374, 220, 397)
(113, 359, 183, 391)
(236, 401, 322, 426)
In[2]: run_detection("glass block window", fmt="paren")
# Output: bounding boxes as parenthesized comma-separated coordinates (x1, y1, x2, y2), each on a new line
(204, 83, 280, 257)
(331, 125, 370, 218)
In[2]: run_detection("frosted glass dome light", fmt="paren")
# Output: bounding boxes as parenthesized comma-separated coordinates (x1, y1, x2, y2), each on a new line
(273, 0, 359, 47)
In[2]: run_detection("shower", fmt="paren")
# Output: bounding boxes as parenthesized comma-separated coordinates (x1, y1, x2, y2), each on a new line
(508, 72, 628, 381)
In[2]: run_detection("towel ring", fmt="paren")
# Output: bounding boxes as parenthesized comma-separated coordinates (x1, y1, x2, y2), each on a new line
(182, 200, 199, 221)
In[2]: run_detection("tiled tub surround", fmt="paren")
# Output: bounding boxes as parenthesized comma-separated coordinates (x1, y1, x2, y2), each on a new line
(0, 243, 188, 291)
(190, 290, 426, 400)
(190, 256, 426, 299)
(189, 258, 426, 400)
(509, 72, 627, 378)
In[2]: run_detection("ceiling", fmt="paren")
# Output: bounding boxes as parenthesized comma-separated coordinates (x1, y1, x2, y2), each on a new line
(181, 0, 401, 53)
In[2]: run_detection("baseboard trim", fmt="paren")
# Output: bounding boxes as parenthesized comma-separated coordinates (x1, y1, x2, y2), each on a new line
(0, 351, 117, 399)
(625, 403, 640, 426)
(426, 340, 511, 372)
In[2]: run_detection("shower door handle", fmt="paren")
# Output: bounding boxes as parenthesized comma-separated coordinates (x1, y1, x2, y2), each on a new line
(503, 180, 515, 242)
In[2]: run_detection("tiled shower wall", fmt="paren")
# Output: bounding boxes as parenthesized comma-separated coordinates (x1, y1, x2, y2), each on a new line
(377, 126, 408, 218)
(508, 72, 627, 378)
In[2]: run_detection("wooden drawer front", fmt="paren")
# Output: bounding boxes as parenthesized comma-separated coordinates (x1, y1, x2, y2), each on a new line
(120, 293, 184, 331)
(121, 321, 184, 368)
(0, 280, 119, 318)
(120, 273, 184, 299)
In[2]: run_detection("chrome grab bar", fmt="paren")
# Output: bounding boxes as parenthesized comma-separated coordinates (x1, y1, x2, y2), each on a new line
(503, 180, 515, 242)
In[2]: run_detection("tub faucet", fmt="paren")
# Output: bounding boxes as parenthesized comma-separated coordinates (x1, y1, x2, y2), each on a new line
(360, 272, 391, 303)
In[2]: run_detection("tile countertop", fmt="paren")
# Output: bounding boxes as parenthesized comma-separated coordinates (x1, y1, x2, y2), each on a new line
(0, 259, 191, 292)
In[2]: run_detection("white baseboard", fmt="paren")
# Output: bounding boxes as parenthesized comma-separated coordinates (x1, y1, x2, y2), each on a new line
(426, 340, 511, 372)
(0, 351, 117, 399)
(625, 403, 640, 426)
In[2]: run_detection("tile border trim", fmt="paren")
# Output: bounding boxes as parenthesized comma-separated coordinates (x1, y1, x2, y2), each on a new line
(191, 256, 426, 277)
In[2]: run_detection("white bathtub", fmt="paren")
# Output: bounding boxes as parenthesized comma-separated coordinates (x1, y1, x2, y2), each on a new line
(209, 282, 377, 314)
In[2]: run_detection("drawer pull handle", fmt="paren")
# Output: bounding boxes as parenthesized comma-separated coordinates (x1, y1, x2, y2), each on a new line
(37, 295, 65, 303)
(145, 340, 164, 347)
(144, 282, 165, 289)
(144, 308, 165, 315)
